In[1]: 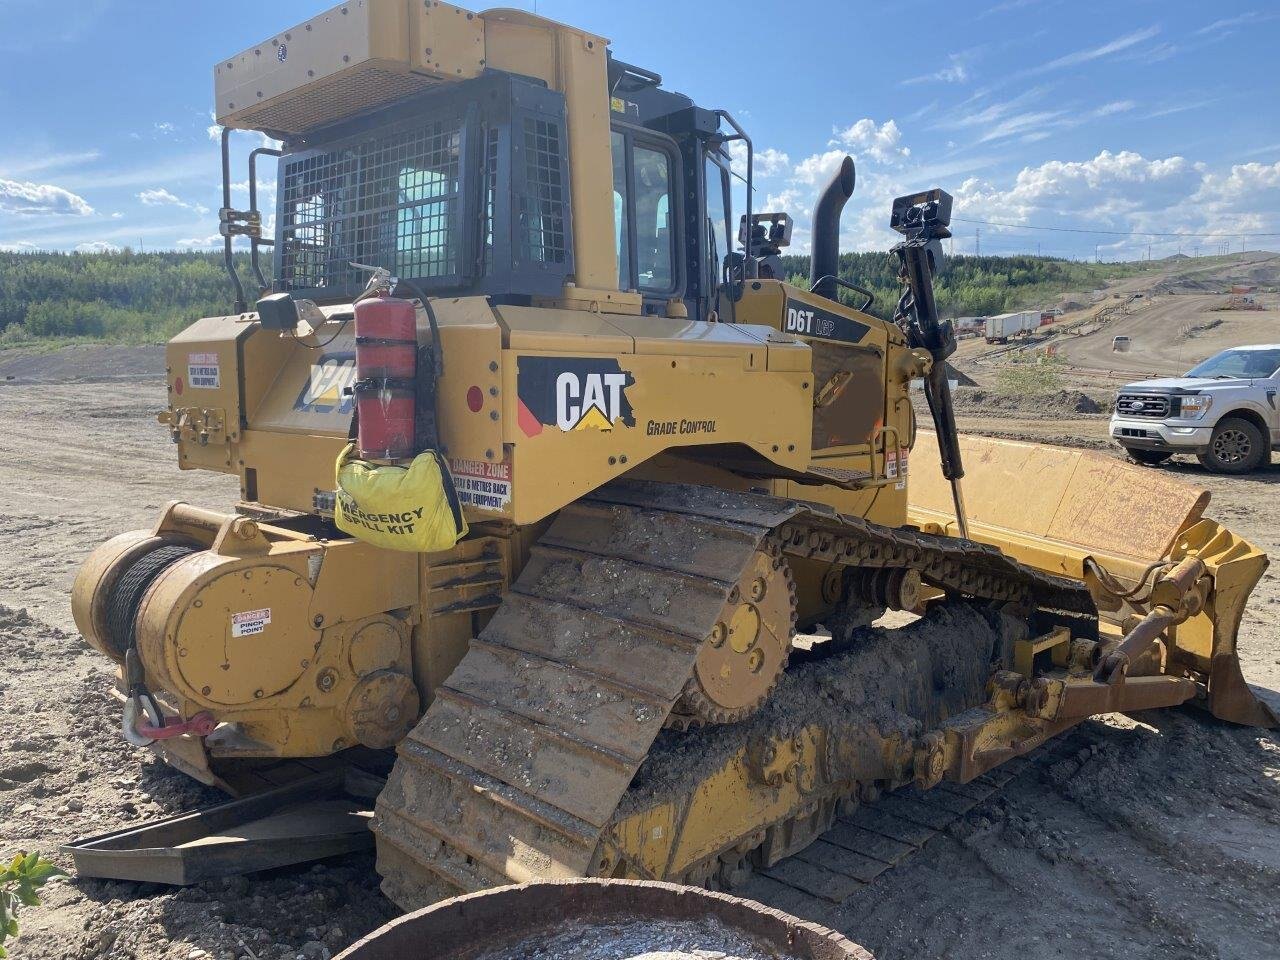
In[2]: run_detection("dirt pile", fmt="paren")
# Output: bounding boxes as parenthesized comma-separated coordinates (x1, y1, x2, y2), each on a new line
(951, 387, 1106, 418)
(0, 344, 166, 385)
(1177, 317, 1224, 341)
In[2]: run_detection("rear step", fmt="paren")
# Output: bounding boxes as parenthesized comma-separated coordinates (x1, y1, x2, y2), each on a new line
(62, 768, 383, 885)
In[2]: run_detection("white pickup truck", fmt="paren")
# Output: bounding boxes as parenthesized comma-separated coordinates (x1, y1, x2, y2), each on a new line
(1110, 344, 1280, 473)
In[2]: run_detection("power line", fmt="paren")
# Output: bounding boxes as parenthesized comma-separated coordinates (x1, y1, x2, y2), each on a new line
(951, 216, 1280, 239)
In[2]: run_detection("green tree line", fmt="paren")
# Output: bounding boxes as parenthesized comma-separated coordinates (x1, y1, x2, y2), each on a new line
(0, 248, 1153, 346)
(0, 250, 252, 344)
(779, 251, 1151, 321)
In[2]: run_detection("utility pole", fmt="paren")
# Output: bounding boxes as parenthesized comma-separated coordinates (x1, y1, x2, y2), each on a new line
(1147, 243, 1151, 261)
(1095, 243, 1099, 263)
(975, 228, 981, 257)
(1036, 241, 1041, 257)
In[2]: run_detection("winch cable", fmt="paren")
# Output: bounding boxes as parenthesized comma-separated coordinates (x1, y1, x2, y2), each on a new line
(104, 543, 199, 735)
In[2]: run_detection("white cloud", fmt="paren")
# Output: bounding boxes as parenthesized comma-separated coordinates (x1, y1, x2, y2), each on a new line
(138, 187, 209, 216)
(75, 241, 121, 254)
(1033, 26, 1160, 74)
(1196, 12, 1278, 37)
(944, 149, 1273, 257)
(138, 188, 183, 206)
(1193, 161, 1280, 211)
(792, 150, 849, 187)
(977, 109, 1068, 143)
(903, 55, 971, 85)
(0, 241, 40, 252)
(1093, 100, 1135, 118)
(831, 119, 910, 164)
(176, 235, 225, 249)
(728, 143, 790, 178)
(230, 178, 278, 196)
(0, 178, 93, 217)
(939, 87, 1136, 144)
(0, 150, 102, 179)
(982, 0, 1048, 16)
(755, 148, 790, 177)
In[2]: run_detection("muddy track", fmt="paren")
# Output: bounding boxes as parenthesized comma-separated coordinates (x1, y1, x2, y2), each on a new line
(373, 478, 1089, 908)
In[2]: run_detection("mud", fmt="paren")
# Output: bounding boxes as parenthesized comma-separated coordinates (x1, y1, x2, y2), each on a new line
(2, 338, 1279, 960)
(620, 603, 1015, 815)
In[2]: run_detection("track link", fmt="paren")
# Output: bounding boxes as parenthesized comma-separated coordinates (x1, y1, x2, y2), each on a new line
(371, 481, 1094, 908)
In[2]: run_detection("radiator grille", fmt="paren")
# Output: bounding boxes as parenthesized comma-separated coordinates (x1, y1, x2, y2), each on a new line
(279, 116, 462, 291)
(228, 66, 440, 137)
(1115, 393, 1171, 419)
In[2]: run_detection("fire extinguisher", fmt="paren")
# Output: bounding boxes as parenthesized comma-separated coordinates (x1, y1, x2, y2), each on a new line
(353, 294, 418, 461)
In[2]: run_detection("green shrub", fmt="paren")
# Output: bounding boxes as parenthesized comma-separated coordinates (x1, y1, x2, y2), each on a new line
(0, 250, 251, 343)
(1, 852, 64, 958)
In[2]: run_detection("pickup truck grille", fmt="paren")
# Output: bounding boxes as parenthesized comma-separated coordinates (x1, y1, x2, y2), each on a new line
(1116, 393, 1172, 418)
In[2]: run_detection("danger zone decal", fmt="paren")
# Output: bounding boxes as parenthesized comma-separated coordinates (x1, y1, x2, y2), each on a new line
(450, 458, 512, 512)
(231, 608, 271, 638)
(188, 352, 221, 389)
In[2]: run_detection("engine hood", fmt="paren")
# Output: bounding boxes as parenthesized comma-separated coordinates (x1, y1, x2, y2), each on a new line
(1119, 376, 1232, 393)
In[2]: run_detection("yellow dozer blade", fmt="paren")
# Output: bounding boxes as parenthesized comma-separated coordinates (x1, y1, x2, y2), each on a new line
(910, 432, 1276, 728)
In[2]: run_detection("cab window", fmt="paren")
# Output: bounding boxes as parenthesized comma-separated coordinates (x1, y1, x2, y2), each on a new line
(610, 131, 632, 291)
(610, 127, 680, 298)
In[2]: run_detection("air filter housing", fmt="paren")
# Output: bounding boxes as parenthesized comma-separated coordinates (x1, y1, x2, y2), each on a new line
(214, 0, 485, 136)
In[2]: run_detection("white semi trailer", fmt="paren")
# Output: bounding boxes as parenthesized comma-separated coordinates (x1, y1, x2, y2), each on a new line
(985, 310, 1041, 344)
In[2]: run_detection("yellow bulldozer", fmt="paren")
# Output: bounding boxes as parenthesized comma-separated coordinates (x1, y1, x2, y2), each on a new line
(71, 0, 1274, 911)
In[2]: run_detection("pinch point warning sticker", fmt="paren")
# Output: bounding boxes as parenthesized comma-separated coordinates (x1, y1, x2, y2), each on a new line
(231, 608, 271, 638)
(188, 352, 221, 390)
(450, 457, 512, 513)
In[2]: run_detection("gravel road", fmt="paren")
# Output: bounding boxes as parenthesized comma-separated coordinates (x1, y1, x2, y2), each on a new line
(1, 345, 1278, 960)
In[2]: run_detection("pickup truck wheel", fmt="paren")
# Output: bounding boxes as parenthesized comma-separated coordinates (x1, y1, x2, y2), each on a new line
(1197, 417, 1266, 474)
(1125, 448, 1172, 466)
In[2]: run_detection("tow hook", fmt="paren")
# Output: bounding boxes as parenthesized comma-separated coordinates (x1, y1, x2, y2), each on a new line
(123, 698, 216, 746)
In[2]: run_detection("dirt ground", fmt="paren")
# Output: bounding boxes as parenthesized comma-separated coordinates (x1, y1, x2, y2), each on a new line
(2, 294, 1279, 960)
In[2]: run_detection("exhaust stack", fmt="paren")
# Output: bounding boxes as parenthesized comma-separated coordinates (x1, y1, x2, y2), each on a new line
(809, 156, 856, 301)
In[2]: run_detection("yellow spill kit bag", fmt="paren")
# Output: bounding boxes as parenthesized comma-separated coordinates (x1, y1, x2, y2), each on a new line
(335, 442, 468, 553)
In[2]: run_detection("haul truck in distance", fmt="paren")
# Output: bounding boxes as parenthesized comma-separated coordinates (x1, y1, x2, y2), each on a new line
(71, 0, 1275, 911)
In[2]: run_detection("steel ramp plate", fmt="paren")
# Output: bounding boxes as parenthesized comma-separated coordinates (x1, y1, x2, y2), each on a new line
(62, 770, 378, 885)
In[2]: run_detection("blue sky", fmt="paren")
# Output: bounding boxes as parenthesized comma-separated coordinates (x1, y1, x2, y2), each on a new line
(1, 0, 1277, 260)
